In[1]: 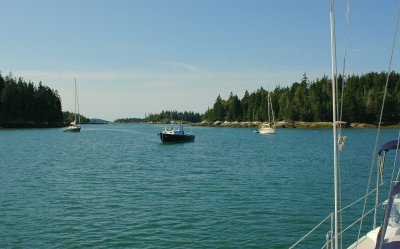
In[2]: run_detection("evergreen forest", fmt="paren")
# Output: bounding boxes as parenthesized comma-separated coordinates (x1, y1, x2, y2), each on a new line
(203, 72, 400, 124)
(1, 71, 399, 126)
(116, 110, 202, 123)
(0, 73, 64, 127)
(63, 111, 90, 125)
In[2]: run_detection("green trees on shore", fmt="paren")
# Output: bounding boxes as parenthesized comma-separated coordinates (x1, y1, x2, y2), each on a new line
(0, 72, 64, 127)
(63, 111, 90, 124)
(115, 110, 202, 123)
(1, 71, 399, 126)
(204, 72, 400, 123)
(147, 111, 202, 123)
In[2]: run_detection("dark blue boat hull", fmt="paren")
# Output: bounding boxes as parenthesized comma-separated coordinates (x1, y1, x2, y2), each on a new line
(159, 133, 195, 143)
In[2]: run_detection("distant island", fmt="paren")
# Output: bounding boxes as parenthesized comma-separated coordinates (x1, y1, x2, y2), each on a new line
(115, 111, 202, 124)
(90, 118, 109, 124)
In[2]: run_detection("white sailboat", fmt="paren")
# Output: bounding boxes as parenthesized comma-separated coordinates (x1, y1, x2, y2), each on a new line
(258, 91, 275, 134)
(290, 1, 400, 249)
(64, 78, 81, 132)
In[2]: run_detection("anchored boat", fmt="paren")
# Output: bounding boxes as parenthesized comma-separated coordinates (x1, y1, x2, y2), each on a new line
(64, 78, 81, 132)
(159, 123, 195, 143)
(257, 90, 275, 134)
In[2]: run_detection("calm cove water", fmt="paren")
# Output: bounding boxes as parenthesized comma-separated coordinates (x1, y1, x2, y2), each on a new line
(0, 124, 398, 248)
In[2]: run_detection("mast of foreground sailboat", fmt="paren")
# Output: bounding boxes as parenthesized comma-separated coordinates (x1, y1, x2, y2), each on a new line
(330, 0, 339, 249)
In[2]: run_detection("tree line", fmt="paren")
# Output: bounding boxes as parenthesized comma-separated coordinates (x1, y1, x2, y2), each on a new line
(116, 110, 202, 123)
(2, 71, 398, 126)
(204, 72, 400, 124)
(0, 72, 64, 127)
(63, 111, 90, 124)
(146, 110, 202, 123)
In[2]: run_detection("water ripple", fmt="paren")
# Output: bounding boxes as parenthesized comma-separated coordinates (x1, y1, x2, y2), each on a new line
(0, 125, 397, 248)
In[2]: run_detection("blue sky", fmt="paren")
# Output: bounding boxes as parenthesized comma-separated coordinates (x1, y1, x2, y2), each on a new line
(0, 0, 399, 120)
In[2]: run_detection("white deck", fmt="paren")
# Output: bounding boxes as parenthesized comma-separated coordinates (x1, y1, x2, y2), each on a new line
(347, 227, 379, 249)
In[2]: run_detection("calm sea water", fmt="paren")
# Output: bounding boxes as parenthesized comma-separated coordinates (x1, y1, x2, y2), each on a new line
(0, 124, 398, 248)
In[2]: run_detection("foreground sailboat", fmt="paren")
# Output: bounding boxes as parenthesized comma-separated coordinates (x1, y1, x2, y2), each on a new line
(290, 1, 400, 248)
(64, 78, 81, 132)
(346, 140, 400, 249)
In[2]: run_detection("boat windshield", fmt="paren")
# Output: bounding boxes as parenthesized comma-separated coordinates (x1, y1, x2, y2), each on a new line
(163, 125, 186, 135)
(174, 129, 184, 135)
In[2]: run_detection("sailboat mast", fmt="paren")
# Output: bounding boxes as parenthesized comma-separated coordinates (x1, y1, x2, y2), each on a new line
(76, 81, 80, 125)
(267, 91, 271, 123)
(74, 77, 77, 124)
(77, 93, 80, 125)
(271, 94, 275, 125)
(329, 1, 339, 249)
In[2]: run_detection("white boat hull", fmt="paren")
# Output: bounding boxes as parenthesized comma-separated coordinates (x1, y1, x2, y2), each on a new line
(259, 127, 275, 134)
(64, 125, 81, 132)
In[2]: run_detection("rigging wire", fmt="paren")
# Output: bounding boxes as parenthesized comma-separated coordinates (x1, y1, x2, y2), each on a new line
(356, 4, 400, 247)
(338, 0, 350, 136)
(329, 1, 340, 248)
(289, 180, 387, 248)
(337, 1, 351, 248)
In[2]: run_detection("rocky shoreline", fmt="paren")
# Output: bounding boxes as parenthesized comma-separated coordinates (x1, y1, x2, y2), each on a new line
(190, 121, 400, 129)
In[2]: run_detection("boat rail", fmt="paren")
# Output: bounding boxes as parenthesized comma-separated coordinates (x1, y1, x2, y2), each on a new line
(322, 207, 375, 249)
(290, 181, 387, 248)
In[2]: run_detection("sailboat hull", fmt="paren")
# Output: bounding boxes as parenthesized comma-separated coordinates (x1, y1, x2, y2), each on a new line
(64, 126, 81, 132)
(259, 127, 275, 134)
